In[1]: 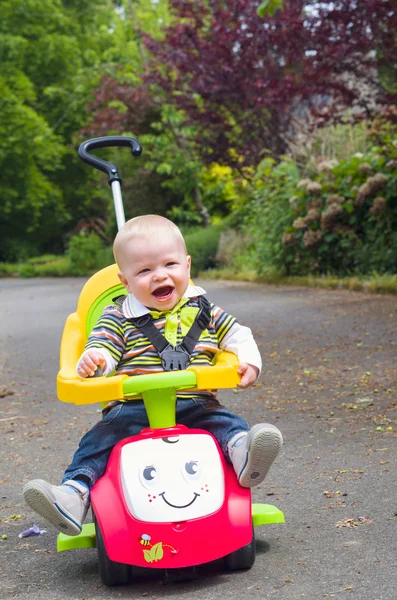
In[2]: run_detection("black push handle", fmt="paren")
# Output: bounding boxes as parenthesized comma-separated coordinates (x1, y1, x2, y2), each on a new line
(78, 136, 142, 185)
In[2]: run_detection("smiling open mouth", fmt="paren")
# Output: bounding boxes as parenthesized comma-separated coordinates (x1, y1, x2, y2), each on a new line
(152, 286, 174, 301)
(159, 492, 200, 509)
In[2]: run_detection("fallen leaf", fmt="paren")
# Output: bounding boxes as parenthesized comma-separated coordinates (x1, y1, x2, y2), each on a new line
(323, 585, 353, 596)
(338, 469, 364, 474)
(336, 517, 372, 528)
(0, 389, 15, 398)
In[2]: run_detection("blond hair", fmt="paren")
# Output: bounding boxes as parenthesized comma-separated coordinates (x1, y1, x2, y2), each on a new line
(113, 215, 187, 268)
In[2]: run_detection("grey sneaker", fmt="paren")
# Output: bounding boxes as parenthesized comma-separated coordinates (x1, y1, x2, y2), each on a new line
(23, 479, 89, 536)
(228, 424, 283, 488)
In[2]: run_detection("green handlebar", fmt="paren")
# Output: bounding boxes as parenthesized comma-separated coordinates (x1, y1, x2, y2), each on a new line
(122, 370, 197, 397)
(122, 370, 198, 429)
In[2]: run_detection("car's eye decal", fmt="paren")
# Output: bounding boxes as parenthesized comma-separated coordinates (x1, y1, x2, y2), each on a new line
(185, 461, 198, 475)
(182, 460, 202, 482)
(139, 465, 159, 488)
(143, 466, 157, 481)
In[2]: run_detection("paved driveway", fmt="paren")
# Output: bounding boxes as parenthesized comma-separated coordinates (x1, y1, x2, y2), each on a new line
(0, 278, 396, 599)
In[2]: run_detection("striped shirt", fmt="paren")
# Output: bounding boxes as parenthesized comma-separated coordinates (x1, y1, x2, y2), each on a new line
(81, 286, 261, 400)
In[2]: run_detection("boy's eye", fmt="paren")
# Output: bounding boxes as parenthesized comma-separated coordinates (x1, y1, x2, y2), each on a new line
(137, 268, 150, 274)
(165, 262, 177, 267)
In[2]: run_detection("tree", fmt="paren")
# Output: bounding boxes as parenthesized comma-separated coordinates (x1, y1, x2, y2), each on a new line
(81, 0, 397, 228)
(83, 91, 211, 226)
(80, 0, 213, 226)
(0, 0, 130, 260)
(141, 0, 397, 166)
(66, 0, 173, 236)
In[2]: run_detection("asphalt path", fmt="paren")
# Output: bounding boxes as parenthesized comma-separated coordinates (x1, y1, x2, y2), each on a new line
(1, 278, 396, 599)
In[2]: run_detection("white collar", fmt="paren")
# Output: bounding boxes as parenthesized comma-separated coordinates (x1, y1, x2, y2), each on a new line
(121, 284, 207, 318)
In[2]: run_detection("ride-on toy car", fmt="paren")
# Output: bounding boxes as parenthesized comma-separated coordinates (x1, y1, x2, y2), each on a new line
(56, 137, 284, 585)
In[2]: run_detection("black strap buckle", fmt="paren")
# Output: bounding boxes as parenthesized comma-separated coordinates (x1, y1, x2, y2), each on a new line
(133, 313, 153, 329)
(129, 296, 211, 371)
(160, 344, 190, 371)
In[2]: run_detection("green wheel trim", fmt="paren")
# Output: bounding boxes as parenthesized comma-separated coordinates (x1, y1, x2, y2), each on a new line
(252, 503, 285, 526)
(57, 523, 96, 551)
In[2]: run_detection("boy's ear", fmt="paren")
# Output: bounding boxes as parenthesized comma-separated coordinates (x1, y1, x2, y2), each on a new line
(117, 271, 130, 291)
(187, 255, 191, 272)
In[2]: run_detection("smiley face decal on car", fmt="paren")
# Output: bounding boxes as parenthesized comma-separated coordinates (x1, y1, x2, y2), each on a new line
(120, 434, 225, 522)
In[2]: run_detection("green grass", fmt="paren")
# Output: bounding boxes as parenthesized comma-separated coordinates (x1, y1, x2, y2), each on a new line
(0, 262, 19, 277)
(34, 257, 72, 277)
(3, 253, 397, 296)
(27, 254, 61, 265)
(0, 257, 73, 278)
(203, 269, 397, 295)
(0, 243, 114, 278)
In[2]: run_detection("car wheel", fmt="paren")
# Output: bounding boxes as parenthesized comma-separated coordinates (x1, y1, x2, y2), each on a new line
(94, 515, 131, 586)
(224, 526, 256, 571)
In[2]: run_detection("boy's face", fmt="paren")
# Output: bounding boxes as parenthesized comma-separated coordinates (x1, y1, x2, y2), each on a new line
(118, 235, 191, 311)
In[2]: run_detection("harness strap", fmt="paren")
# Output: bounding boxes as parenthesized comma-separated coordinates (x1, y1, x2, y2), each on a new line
(129, 296, 212, 371)
(131, 312, 169, 352)
(180, 296, 211, 354)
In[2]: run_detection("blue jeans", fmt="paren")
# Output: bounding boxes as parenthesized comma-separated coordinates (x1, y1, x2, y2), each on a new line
(62, 398, 248, 488)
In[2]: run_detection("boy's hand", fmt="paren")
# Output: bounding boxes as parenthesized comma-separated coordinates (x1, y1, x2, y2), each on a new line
(77, 350, 107, 378)
(237, 362, 259, 388)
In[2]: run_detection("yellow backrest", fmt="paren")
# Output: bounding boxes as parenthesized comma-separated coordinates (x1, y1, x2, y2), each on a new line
(57, 264, 129, 404)
(60, 263, 125, 364)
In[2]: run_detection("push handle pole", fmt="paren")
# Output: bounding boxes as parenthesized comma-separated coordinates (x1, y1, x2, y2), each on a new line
(110, 180, 126, 231)
(78, 136, 142, 231)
